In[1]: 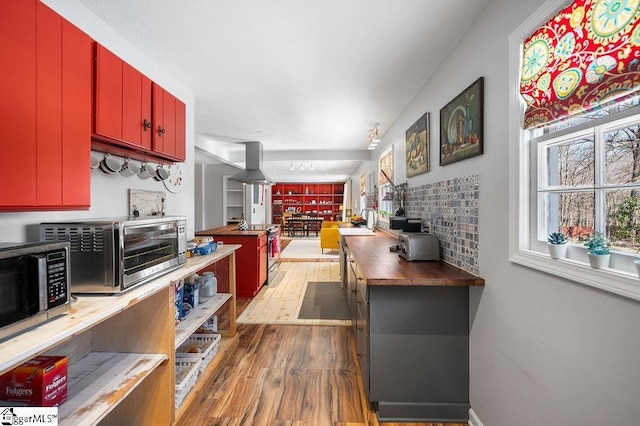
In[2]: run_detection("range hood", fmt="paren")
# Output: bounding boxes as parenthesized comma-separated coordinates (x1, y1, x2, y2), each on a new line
(229, 141, 274, 185)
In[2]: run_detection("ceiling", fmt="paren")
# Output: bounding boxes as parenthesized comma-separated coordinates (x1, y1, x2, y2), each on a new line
(78, 0, 489, 182)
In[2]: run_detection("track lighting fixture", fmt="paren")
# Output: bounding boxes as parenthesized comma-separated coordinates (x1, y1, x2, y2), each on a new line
(288, 162, 315, 171)
(368, 123, 381, 149)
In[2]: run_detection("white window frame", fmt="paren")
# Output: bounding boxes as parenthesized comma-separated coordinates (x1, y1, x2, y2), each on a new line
(508, 0, 640, 301)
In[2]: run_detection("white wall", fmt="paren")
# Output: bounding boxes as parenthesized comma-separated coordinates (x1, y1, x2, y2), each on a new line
(0, 0, 197, 240)
(194, 163, 243, 231)
(369, 0, 640, 424)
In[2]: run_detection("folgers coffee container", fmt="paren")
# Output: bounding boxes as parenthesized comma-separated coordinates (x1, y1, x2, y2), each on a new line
(0, 355, 68, 406)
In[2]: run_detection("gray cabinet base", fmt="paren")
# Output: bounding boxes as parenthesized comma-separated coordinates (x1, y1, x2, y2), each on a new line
(376, 401, 470, 423)
(369, 285, 470, 423)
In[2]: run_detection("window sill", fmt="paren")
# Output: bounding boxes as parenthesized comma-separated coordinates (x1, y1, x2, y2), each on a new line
(510, 250, 640, 301)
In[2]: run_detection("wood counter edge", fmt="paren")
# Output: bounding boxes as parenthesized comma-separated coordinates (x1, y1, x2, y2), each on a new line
(366, 275, 485, 287)
(196, 224, 281, 237)
(345, 231, 485, 287)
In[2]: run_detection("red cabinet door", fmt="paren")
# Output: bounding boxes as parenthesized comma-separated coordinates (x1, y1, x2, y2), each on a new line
(36, 3, 63, 207)
(95, 44, 153, 152)
(94, 44, 123, 142)
(258, 235, 268, 288)
(152, 83, 165, 154)
(203, 234, 264, 297)
(152, 83, 186, 161)
(175, 99, 186, 161)
(60, 16, 92, 207)
(122, 61, 152, 150)
(1, 0, 37, 207)
(0, 0, 90, 210)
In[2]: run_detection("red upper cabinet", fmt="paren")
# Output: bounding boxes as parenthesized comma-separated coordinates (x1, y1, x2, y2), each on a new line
(60, 16, 92, 207)
(94, 44, 152, 151)
(122, 62, 152, 151)
(94, 45, 185, 162)
(1, 0, 37, 208)
(152, 84, 186, 162)
(0, 0, 91, 210)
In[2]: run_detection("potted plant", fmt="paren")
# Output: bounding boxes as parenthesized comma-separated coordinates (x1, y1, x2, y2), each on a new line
(583, 232, 610, 269)
(547, 231, 568, 259)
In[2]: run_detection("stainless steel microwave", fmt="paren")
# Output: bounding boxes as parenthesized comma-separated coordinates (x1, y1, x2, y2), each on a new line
(0, 241, 71, 340)
(40, 216, 186, 294)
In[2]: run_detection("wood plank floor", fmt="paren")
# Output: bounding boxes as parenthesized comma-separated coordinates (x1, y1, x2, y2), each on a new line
(177, 261, 466, 426)
(237, 262, 350, 326)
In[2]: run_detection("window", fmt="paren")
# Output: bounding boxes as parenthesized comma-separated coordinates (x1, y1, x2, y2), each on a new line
(533, 104, 640, 252)
(509, 0, 640, 301)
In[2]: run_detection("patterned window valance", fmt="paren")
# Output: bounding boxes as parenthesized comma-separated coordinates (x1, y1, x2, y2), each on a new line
(520, 0, 640, 129)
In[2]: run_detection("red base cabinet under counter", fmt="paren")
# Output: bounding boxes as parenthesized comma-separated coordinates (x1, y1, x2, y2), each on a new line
(196, 228, 268, 298)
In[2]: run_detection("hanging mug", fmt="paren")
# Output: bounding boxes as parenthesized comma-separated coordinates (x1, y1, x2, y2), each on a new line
(153, 165, 170, 181)
(90, 152, 100, 170)
(119, 159, 140, 177)
(99, 154, 121, 174)
(138, 163, 154, 180)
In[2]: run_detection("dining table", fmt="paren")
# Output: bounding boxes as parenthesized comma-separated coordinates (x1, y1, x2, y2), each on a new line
(285, 215, 324, 237)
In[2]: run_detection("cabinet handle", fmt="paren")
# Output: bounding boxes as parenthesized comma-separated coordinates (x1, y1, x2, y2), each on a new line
(351, 289, 356, 294)
(143, 119, 152, 131)
(157, 126, 166, 137)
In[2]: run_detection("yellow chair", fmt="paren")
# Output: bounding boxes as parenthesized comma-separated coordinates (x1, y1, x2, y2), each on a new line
(320, 221, 342, 253)
(321, 220, 344, 229)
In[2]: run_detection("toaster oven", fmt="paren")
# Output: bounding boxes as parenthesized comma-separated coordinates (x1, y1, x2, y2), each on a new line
(398, 232, 440, 261)
(40, 216, 186, 294)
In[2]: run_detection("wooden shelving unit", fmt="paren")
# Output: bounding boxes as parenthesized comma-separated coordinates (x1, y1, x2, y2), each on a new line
(0, 245, 239, 426)
(60, 352, 166, 425)
(272, 182, 344, 224)
(175, 293, 232, 346)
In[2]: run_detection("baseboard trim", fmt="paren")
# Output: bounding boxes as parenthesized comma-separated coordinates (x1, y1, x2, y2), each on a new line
(469, 408, 484, 426)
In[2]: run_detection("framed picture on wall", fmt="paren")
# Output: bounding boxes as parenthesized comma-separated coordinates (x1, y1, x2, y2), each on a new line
(439, 77, 484, 166)
(405, 113, 429, 177)
(379, 145, 393, 185)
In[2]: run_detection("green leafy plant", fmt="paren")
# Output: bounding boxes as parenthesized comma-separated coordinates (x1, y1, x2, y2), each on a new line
(547, 231, 567, 245)
(609, 195, 640, 245)
(583, 232, 610, 255)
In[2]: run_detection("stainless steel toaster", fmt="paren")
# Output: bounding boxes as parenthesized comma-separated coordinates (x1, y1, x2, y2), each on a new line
(398, 232, 440, 261)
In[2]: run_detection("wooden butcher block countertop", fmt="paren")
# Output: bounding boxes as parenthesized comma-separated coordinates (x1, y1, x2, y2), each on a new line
(345, 231, 484, 287)
(197, 224, 279, 237)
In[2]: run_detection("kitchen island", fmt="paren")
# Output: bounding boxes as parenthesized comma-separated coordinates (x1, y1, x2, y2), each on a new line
(196, 224, 280, 297)
(342, 231, 484, 423)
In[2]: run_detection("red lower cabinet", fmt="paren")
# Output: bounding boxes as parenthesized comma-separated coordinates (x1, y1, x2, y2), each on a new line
(196, 233, 268, 298)
(0, 0, 91, 210)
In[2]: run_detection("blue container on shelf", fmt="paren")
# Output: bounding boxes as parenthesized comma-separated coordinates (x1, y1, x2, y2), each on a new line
(194, 242, 218, 256)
